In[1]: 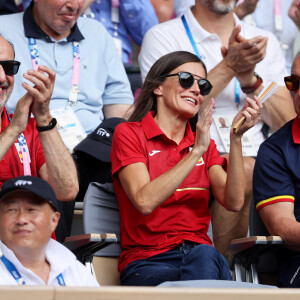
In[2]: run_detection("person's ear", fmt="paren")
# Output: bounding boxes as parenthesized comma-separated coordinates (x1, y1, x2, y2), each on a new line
(50, 211, 60, 233)
(153, 85, 163, 96)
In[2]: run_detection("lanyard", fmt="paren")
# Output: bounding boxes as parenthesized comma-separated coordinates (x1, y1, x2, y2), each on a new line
(111, 0, 120, 37)
(6, 112, 31, 176)
(274, 0, 282, 32)
(181, 15, 241, 107)
(1, 254, 66, 286)
(27, 38, 80, 106)
(1, 255, 25, 285)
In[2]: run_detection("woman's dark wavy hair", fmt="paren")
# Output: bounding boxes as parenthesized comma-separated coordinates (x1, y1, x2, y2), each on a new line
(128, 51, 208, 131)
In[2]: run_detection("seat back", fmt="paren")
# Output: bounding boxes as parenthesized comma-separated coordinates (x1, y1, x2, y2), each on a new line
(249, 199, 269, 236)
(83, 182, 121, 285)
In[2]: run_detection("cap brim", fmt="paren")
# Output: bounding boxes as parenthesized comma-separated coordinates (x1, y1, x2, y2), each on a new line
(0, 189, 58, 211)
(74, 138, 111, 162)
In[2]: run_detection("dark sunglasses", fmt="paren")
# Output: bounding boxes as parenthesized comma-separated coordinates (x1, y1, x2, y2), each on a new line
(284, 75, 300, 91)
(0, 60, 21, 76)
(164, 72, 213, 96)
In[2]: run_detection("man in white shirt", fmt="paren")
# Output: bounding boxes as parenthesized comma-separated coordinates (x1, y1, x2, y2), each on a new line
(139, 0, 296, 254)
(0, 176, 99, 286)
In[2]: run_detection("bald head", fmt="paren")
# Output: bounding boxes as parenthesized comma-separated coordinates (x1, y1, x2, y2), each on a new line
(0, 35, 15, 59)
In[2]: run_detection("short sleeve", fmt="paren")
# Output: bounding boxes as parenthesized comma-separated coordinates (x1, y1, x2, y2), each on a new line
(253, 141, 295, 212)
(110, 123, 148, 176)
(206, 139, 227, 171)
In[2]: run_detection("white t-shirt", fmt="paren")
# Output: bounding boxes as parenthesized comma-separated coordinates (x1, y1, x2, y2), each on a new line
(139, 8, 288, 153)
(0, 240, 100, 286)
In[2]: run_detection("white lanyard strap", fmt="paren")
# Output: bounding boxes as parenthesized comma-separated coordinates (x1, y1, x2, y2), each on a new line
(274, 0, 282, 32)
(111, 0, 119, 36)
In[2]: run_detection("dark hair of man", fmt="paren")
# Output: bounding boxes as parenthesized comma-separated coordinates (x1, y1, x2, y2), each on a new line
(128, 51, 208, 131)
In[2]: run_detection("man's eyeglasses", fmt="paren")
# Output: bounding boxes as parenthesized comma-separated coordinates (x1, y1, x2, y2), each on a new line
(0, 60, 21, 76)
(164, 72, 213, 96)
(284, 75, 300, 91)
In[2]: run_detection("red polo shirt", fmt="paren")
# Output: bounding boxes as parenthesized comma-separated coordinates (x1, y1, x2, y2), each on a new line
(111, 112, 226, 272)
(0, 107, 45, 186)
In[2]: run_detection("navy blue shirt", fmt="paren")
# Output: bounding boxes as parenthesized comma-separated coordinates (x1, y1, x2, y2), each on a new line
(253, 117, 300, 221)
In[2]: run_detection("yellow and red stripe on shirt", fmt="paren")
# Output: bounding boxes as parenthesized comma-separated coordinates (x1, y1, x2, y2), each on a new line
(256, 195, 295, 211)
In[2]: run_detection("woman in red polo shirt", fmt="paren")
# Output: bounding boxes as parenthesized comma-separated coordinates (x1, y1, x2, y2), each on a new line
(111, 51, 262, 286)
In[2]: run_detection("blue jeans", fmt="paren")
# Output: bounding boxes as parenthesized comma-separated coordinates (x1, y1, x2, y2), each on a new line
(121, 242, 232, 286)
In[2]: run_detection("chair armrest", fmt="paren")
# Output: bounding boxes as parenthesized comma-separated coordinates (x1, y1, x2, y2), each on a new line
(64, 233, 118, 264)
(225, 236, 268, 267)
(266, 236, 284, 245)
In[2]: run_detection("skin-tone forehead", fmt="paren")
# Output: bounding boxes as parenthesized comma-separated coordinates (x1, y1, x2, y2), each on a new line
(0, 36, 14, 59)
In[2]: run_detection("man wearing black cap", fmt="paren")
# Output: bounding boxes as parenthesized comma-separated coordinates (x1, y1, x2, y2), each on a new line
(0, 176, 99, 286)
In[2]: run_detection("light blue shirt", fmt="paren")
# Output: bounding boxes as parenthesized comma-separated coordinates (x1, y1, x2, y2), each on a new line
(23, 0, 158, 63)
(0, 8, 134, 134)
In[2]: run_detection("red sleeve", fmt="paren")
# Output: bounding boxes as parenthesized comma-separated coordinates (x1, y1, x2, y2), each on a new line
(111, 122, 148, 176)
(206, 139, 227, 171)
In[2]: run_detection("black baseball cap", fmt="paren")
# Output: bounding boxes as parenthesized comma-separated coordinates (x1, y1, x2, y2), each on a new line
(73, 117, 124, 162)
(0, 176, 58, 211)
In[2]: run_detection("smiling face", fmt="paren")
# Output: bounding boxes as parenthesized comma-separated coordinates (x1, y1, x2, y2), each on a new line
(0, 36, 15, 113)
(154, 62, 207, 121)
(0, 192, 60, 256)
(33, 0, 85, 40)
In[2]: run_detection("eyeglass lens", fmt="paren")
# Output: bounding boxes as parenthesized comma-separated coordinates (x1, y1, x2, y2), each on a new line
(0, 60, 20, 76)
(179, 72, 212, 96)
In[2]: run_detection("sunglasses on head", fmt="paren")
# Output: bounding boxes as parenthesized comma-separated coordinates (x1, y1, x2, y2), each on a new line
(164, 72, 213, 96)
(0, 60, 21, 76)
(284, 75, 300, 91)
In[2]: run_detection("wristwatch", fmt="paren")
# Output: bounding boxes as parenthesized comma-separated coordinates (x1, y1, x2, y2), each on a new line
(36, 118, 57, 132)
(241, 72, 263, 94)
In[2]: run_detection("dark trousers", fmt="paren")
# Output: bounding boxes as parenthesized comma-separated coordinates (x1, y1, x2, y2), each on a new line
(121, 242, 231, 286)
(278, 251, 300, 288)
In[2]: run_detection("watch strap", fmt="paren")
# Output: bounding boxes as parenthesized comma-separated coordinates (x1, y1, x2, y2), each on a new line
(241, 72, 263, 94)
(36, 118, 57, 132)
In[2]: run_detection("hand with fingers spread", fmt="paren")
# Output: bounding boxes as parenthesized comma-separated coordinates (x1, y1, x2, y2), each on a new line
(221, 25, 268, 77)
(194, 98, 214, 155)
(231, 96, 262, 137)
(21, 65, 56, 127)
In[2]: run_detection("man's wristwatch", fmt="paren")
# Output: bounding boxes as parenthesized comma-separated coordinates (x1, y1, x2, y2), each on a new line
(241, 72, 263, 94)
(36, 118, 57, 132)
